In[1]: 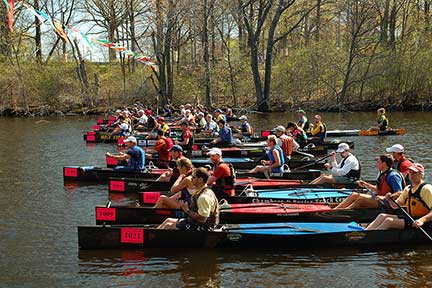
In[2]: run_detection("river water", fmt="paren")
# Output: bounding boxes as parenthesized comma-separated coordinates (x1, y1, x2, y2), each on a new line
(1, 111, 432, 287)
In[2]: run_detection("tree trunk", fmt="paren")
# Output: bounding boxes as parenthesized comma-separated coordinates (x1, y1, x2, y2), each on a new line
(34, 0, 42, 63)
(203, 0, 212, 107)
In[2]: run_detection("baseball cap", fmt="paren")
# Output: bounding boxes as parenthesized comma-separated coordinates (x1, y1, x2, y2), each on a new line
(239, 115, 248, 121)
(119, 123, 129, 130)
(124, 136, 137, 143)
(207, 147, 222, 156)
(214, 109, 222, 113)
(336, 143, 350, 153)
(274, 125, 286, 132)
(168, 145, 183, 152)
(386, 144, 404, 153)
(156, 116, 164, 122)
(408, 163, 425, 175)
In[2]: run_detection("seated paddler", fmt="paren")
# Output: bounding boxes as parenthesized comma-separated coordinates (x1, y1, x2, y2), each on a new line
(105, 136, 145, 171)
(310, 142, 360, 185)
(335, 154, 404, 210)
(366, 163, 432, 231)
(249, 135, 285, 174)
(157, 167, 220, 231)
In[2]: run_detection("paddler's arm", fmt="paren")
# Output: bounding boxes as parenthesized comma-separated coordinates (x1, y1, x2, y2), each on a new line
(180, 200, 207, 224)
(413, 211, 432, 228)
(106, 152, 129, 160)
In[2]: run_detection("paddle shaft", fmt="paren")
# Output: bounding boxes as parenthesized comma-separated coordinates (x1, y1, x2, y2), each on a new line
(224, 224, 321, 233)
(292, 154, 332, 171)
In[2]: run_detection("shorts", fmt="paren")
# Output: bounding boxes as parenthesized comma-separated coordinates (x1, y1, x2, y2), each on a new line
(334, 176, 356, 184)
(397, 214, 432, 229)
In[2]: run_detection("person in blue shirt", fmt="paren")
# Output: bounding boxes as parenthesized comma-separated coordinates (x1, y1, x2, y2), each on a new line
(211, 119, 233, 146)
(249, 135, 285, 174)
(106, 136, 145, 171)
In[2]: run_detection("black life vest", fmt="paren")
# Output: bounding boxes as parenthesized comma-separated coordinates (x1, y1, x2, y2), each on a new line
(340, 154, 361, 180)
(213, 161, 236, 200)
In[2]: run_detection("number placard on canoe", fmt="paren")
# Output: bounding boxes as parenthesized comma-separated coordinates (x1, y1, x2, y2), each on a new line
(142, 192, 161, 204)
(96, 207, 116, 221)
(121, 228, 144, 244)
(64, 167, 78, 177)
(110, 180, 125, 192)
(106, 156, 118, 166)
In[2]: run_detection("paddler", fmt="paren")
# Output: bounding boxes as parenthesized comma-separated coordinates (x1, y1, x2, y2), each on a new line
(233, 115, 253, 140)
(206, 147, 236, 200)
(334, 154, 404, 209)
(249, 135, 285, 174)
(274, 125, 299, 161)
(386, 144, 413, 184)
(286, 122, 308, 148)
(309, 114, 327, 143)
(310, 142, 360, 184)
(175, 121, 193, 152)
(106, 136, 145, 171)
(369, 107, 389, 131)
(157, 167, 219, 230)
(156, 145, 187, 182)
(145, 129, 174, 162)
(296, 109, 310, 131)
(366, 163, 432, 230)
(211, 119, 233, 146)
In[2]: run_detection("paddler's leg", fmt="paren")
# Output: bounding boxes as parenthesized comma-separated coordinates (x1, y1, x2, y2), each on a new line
(334, 192, 361, 209)
(366, 214, 404, 230)
(309, 174, 336, 185)
(157, 218, 178, 229)
(347, 194, 379, 209)
(154, 195, 181, 209)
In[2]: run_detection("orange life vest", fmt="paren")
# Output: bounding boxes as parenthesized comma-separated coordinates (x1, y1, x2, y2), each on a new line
(406, 183, 431, 218)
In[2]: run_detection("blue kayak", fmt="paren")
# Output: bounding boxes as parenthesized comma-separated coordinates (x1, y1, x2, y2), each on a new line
(232, 222, 364, 235)
(191, 157, 254, 163)
(248, 188, 353, 200)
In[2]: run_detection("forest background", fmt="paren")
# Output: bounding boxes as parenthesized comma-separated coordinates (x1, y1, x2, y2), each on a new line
(1, 0, 432, 116)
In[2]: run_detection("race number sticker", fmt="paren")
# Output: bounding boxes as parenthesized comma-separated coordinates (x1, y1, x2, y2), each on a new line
(121, 228, 144, 244)
(110, 180, 125, 192)
(96, 207, 116, 221)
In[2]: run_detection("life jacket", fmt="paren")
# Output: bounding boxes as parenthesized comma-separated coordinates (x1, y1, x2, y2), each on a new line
(241, 123, 253, 136)
(188, 187, 219, 230)
(378, 115, 388, 131)
(376, 168, 405, 196)
(340, 154, 361, 180)
(180, 128, 193, 151)
(267, 145, 285, 173)
(121, 123, 132, 136)
(394, 157, 413, 185)
(406, 183, 431, 218)
(315, 122, 327, 140)
(279, 135, 294, 158)
(128, 146, 145, 170)
(158, 137, 173, 161)
(213, 162, 236, 200)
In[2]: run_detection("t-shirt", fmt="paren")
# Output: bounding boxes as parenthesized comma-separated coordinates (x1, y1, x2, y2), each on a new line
(138, 115, 148, 124)
(154, 138, 170, 161)
(127, 146, 145, 170)
(397, 183, 432, 209)
(395, 158, 413, 174)
(213, 163, 231, 179)
(196, 189, 218, 218)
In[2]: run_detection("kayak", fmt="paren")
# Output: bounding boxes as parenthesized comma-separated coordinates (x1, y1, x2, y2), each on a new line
(78, 222, 432, 250)
(94, 204, 382, 225)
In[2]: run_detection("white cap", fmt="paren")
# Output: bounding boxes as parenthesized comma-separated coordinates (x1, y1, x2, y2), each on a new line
(115, 109, 122, 113)
(274, 125, 286, 132)
(206, 147, 222, 156)
(336, 143, 350, 153)
(239, 115, 248, 121)
(119, 123, 129, 130)
(386, 144, 404, 153)
(124, 136, 137, 143)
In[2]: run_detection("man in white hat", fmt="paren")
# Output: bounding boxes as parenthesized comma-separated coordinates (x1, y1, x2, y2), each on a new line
(206, 147, 236, 200)
(274, 125, 299, 161)
(106, 136, 145, 171)
(386, 144, 412, 182)
(310, 142, 360, 184)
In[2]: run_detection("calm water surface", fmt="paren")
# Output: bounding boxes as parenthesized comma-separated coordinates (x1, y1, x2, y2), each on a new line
(1, 111, 432, 287)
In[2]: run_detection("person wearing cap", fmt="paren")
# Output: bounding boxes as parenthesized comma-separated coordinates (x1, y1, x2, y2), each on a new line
(274, 125, 299, 161)
(296, 109, 310, 131)
(156, 145, 187, 182)
(106, 136, 145, 171)
(175, 121, 193, 151)
(249, 135, 285, 174)
(386, 144, 413, 183)
(233, 115, 253, 140)
(214, 109, 226, 122)
(158, 167, 219, 231)
(309, 114, 327, 142)
(211, 119, 233, 146)
(206, 147, 236, 200)
(366, 163, 432, 230)
(335, 154, 404, 209)
(133, 110, 148, 130)
(156, 116, 170, 135)
(110, 115, 132, 136)
(310, 142, 360, 184)
(146, 129, 174, 162)
(162, 104, 172, 117)
(195, 112, 207, 131)
(286, 122, 308, 148)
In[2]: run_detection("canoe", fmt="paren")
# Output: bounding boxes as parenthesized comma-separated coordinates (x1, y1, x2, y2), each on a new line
(138, 188, 356, 205)
(106, 156, 326, 170)
(63, 166, 168, 182)
(94, 204, 382, 225)
(107, 177, 305, 193)
(78, 222, 432, 250)
(94, 204, 385, 225)
(326, 128, 406, 137)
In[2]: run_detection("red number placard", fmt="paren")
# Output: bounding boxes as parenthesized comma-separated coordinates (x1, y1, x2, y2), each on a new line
(121, 228, 144, 244)
(96, 207, 116, 221)
(142, 192, 161, 204)
(110, 180, 125, 192)
(64, 167, 78, 177)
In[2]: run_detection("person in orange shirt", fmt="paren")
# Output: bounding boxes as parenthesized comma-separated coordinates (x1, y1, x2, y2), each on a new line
(146, 129, 174, 162)
(206, 147, 236, 200)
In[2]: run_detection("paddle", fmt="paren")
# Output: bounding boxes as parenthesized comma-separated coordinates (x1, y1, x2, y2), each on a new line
(292, 153, 332, 171)
(223, 224, 321, 233)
